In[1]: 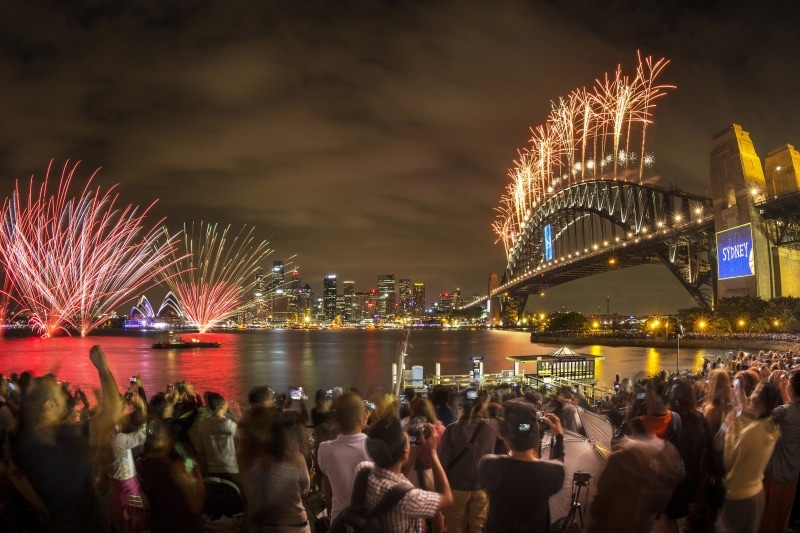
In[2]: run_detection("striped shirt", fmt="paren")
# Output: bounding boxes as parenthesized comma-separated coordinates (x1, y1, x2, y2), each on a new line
(355, 461, 440, 533)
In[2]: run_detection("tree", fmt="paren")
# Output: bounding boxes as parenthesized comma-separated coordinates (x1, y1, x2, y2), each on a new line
(545, 311, 590, 334)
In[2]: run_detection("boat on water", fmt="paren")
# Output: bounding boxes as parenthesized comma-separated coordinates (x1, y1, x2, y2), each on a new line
(152, 336, 221, 349)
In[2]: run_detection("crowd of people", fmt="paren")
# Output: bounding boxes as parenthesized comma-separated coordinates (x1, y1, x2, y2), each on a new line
(0, 345, 799, 532)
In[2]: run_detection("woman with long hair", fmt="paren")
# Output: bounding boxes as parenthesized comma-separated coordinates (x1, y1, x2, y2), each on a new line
(241, 408, 311, 533)
(719, 381, 780, 532)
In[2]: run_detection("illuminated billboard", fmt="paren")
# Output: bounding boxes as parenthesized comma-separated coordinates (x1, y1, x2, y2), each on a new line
(544, 223, 553, 261)
(717, 223, 755, 280)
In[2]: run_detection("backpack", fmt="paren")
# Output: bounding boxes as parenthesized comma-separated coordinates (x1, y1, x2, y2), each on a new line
(329, 465, 413, 533)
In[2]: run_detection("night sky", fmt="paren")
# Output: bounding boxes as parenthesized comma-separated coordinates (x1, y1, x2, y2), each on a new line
(2, 1, 798, 315)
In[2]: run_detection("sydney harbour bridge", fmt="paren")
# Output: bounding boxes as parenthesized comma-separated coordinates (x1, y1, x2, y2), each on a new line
(490, 179, 716, 324)
(465, 54, 800, 325)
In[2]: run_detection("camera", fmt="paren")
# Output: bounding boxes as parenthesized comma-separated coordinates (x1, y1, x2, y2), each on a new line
(289, 386, 307, 401)
(518, 423, 531, 432)
(538, 416, 547, 424)
(635, 392, 646, 401)
(130, 376, 137, 383)
(8, 382, 15, 391)
(363, 400, 376, 411)
(465, 389, 479, 400)
(573, 471, 591, 485)
(407, 416, 432, 446)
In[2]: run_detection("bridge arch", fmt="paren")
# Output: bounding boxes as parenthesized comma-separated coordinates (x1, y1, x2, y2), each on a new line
(495, 179, 716, 324)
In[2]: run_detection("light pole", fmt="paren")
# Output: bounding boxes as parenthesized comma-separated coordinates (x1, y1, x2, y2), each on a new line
(676, 323, 685, 373)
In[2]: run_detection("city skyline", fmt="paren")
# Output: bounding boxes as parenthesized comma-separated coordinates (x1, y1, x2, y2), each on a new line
(2, 1, 798, 315)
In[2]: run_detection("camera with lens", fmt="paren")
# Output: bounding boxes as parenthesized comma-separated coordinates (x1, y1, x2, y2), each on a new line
(573, 471, 591, 486)
(407, 416, 432, 446)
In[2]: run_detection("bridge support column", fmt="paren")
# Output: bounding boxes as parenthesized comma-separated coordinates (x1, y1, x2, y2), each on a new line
(499, 293, 528, 326)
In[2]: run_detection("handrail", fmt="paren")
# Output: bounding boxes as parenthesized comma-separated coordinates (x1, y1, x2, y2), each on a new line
(414, 372, 617, 408)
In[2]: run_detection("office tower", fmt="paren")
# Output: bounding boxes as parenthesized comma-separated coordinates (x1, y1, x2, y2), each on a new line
(413, 282, 425, 317)
(323, 275, 337, 320)
(398, 279, 411, 318)
(285, 269, 300, 315)
(343, 280, 355, 323)
(297, 284, 314, 316)
(269, 260, 289, 322)
(377, 274, 396, 318)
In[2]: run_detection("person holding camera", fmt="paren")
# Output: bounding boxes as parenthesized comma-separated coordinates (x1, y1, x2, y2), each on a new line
(402, 399, 447, 533)
(348, 415, 452, 532)
(478, 399, 565, 533)
(438, 389, 502, 533)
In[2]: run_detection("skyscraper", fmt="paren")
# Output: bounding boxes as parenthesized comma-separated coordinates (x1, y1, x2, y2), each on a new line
(398, 279, 411, 318)
(413, 282, 425, 317)
(323, 275, 337, 320)
(377, 274, 396, 318)
(343, 280, 355, 323)
(270, 260, 288, 322)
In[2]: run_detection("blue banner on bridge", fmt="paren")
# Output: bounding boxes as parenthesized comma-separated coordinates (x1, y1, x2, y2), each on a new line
(544, 223, 553, 261)
(716, 223, 755, 280)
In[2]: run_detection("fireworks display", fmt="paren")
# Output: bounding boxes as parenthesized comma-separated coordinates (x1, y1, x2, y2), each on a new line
(493, 53, 673, 260)
(0, 161, 183, 337)
(157, 222, 273, 334)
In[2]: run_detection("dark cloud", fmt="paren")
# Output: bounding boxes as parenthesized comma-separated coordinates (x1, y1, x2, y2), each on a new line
(1, 0, 797, 313)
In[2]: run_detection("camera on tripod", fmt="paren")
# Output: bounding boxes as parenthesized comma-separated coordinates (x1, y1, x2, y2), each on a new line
(573, 471, 591, 486)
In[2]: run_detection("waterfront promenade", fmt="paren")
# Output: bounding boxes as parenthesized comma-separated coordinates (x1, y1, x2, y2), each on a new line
(530, 333, 800, 353)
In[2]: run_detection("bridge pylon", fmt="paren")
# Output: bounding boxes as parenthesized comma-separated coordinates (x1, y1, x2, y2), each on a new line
(498, 292, 528, 326)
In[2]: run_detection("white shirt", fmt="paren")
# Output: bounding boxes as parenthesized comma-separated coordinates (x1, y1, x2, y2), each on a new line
(317, 432, 370, 520)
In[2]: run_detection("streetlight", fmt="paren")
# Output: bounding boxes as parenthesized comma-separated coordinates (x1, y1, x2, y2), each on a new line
(675, 323, 685, 373)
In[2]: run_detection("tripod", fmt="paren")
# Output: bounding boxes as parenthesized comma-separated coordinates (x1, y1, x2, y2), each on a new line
(558, 472, 590, 533)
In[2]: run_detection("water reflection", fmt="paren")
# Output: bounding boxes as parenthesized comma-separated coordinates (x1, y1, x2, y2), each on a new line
(0, 330, 738, 403)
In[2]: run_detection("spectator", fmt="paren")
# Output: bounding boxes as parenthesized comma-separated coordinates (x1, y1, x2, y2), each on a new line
(615, 380, 682, 447)
(761, 370, 800, 532)
(106, 390, 149, 532)
(438, 389, 501, 533)
(661, 378, 710, 532)
(8, 345, 123, 532)
(587, 434, 684, 533)
(353, 415, 452, 531)
(432, 386, 457, 427)
(317, 392, 370, 522)
(311, 389, 334, 428)
(719, 381, 780, 533)
(242, 408, 311, 532)
(196, 392, 241, 491)
(478, 400, 565, 533)
(403, 398, 448, 533)
(137, 417, 205, 532)
(548, 387, 579, 433)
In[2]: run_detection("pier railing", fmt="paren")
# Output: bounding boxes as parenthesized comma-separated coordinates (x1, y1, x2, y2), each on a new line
(401, 371, 617, 408)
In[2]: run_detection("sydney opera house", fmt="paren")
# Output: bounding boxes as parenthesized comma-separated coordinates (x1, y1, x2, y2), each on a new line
(123, 292, 184, 329)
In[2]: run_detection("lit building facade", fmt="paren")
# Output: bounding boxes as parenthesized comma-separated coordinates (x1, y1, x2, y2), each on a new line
(342, 280, 355, 322)
(377, 274, 396, 318)
(323, 274, 337, 320)
(398, 279, 412, 318)
(413, 282, 426, 317)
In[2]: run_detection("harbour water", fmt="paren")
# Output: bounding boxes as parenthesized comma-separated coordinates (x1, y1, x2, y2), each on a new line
(0, 328, 730, 403)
